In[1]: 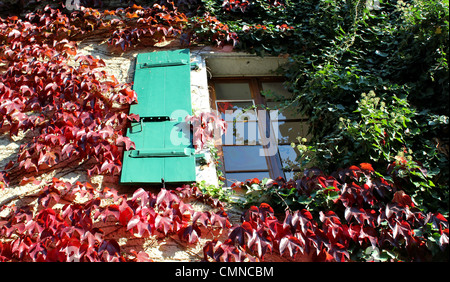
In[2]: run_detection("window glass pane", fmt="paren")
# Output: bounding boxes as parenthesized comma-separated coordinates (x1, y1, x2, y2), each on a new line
(278, 144, 300, 170)
(217, 101, 257, 121)
(273, 121, 310, 144)
(261, 82, 292, 100)
(222, 121, 260, 145)
(215, 83, 252, 100)
(267, 101, 302, 120)
(223, 145, 268, 171)
(225, 171, 271, 186)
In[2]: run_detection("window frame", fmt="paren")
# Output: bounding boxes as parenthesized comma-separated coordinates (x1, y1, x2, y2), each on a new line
(209, 76, 307, 185)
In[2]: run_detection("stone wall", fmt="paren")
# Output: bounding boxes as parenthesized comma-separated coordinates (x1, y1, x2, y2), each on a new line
(0, 34, 296, 260)
(0, 38, 221, 194)
(0, 37, 232, 260)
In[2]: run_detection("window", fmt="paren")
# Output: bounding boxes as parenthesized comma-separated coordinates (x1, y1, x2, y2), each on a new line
(210, 77, 310, 186)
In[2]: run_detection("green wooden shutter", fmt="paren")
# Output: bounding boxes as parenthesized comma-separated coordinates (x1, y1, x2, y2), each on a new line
(120, 49, 196, 184)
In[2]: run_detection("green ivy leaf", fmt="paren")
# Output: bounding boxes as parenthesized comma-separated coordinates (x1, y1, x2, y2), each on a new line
(375, 50, 389, 57)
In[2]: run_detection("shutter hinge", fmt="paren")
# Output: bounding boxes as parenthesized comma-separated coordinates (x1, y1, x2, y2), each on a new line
(129, 148, 195, 158)
(139, 59, 188, 69)
(131, 116, 174, 133)
(141, 116, 172, 122)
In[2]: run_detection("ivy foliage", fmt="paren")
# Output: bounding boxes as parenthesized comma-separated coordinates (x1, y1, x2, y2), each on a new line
(196, 0, 449, 214)
(0, 0, 448, 262)
(225, 164, 449, 262)
(1, 0, 447, 216)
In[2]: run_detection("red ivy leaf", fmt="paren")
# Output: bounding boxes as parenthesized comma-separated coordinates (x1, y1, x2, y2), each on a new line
(248, 229, 273, 258)
(289, 209, 314, 234)
(203, 239, 218, 261)
(97, 204, 119, 222)
(155, 214, 173, 235)
(392, 220, 413, 245)
(130, 250, 152, 262)
(193, 211, 210, 228)
(328, 242, 350, 262)
(316, 249, 335, 262)
(212, 239, 246, 262)
(98, 239, 121, 257)
(385, 203, 404, 219)
(156, 188, 178, 208)
(19, 176, 41, 186)
(211, 209, 231, 229)
(131, 188, 149, 207)
(119, 206, 134, 226)
(279, 236, 303, 257)
(344, 206, 371, 225)
(127, 215, 141, 231)
(178, 224, 201, 244)
(360, 163, 375, 172)
(258, 203, 274, 221)
(229, 221, 253, 246)
(116, 135, 135, 151)
(127, 215, 151, 237)
(392, 191, 415, 207)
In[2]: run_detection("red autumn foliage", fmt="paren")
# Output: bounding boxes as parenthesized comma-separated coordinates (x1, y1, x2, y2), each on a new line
(360, 162, 375, 172)
(1, 160, 448, 262)
(203, 164, 449, 262)
(1, 4, 448, 263)
(185, 111, 227, 150)
(0, 8, 142, 186)
(392, 191, 415, 208)
(0, 4, 237, 187)
(0, 180, 230, 262)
